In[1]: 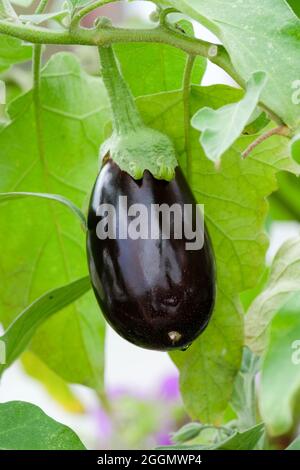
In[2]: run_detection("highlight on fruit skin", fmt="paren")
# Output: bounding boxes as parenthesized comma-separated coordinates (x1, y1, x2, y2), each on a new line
(87, 159, 216, 351)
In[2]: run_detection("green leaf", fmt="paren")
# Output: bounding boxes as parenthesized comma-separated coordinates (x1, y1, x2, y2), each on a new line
(0, 34, 32, 73)
(115, 24, 206, 97)
(159, 0, 300, 128)
(244, 110, 270, 136)
(231, 347, 261, 430)
(0, 191, 87, 229)
(260, 294, 300, 436)
(136, 83, 297, 422)
(0, 401, 85, 450)
(246, 237, 300, 355)
(0, 277, 91, 376)
(215, 423, 265, 450)
(22, 351, 85, 413)
(191, 72, 267, 163)
(0, 0, 17, 19)
(19, 10, 70, 26)
(287, 435, 300, 450)
(287, 0, 300, 18)
(290, 134, 300, 163)
(68, 0, 90, 10)
(0, 52, 109, 391)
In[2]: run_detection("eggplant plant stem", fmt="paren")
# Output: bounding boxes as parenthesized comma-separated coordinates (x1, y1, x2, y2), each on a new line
(0, 6, 285, 127)
(182, 54, 195, 182)
(71, 0, 118, 28)
(98, 46, 143, 135)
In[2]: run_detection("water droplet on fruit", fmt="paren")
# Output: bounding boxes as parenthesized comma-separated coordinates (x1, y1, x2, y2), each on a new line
(181, 344, 191, 352)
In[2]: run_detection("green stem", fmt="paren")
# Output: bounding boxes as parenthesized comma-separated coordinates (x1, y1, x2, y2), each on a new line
(97, 47, 177, 180)
(0, 17, 244, 90)
(96, 388, 113, 415)
(0, 19, 224, 58)
(0, 17, 285, 127)
(0, 17, 255, 113)
(31, 1, 48, 193)
(242, 125, 290, 158)
(182, 54, 195, 182)
(32, 0, 48, 121)
(32, 44, 44, 161)
(35, 0, 48, 14)
(160, 7, 179, 25)
(71, 0, 118, 28)
(98, 45, 143, 135)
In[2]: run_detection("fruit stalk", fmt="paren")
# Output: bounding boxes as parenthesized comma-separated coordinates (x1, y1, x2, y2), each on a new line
(98, 45, 177, 181)
(98, 46, 143, 135)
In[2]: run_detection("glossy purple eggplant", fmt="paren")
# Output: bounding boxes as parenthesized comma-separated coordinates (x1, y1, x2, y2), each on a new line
(87, 159, 216, 351)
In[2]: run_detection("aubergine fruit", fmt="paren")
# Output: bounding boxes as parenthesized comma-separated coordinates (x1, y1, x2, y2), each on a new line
(87, 159, 216, 351)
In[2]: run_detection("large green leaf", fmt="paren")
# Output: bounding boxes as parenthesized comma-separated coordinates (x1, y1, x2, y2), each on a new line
(0, 52, 109, 391)
(191, 72, 267, 163)
(260, 294, 300, 436)
(0, 34, 32, 73)
(0, 277, 91, 375)
(246, 237, 300, 354)
(137, 84, 297, 422)
(287, 0, 300, 17)
(0, 401, 85, 450)
(159, 0, 300, 128)
(115, 22, 206, 97)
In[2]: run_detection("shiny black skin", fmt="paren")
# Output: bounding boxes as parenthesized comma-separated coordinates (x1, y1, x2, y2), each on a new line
(87, 159, 216, 351)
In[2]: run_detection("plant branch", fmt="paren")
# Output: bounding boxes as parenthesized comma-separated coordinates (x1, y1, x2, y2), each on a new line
(31, 1, 48, 192)
(0, 17, 286, 126)
(0, 19, 239, 81)
(159, 7, 179, 25)
(35, 0, 49, 15)
(0, 18, 244, 81)
(0, 20, 217, 55)
(98, 45, 143, 134)
(182, 54, 195, 181)
(242, 126, 291, 159)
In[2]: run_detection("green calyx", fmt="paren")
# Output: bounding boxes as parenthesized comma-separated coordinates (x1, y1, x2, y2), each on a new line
(98, 46, 177, 181)
(100, 127, 177, 181)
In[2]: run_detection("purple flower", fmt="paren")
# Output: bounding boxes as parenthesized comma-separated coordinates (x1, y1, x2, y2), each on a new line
(94, 408, 113, 439)
(159, 374, 180, 401)
(156, 431, 172, 446)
